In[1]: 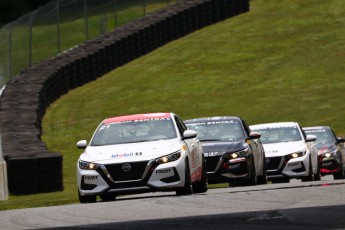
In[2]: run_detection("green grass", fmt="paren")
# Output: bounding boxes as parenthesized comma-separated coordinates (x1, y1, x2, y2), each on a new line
(2, 0, 345, 210)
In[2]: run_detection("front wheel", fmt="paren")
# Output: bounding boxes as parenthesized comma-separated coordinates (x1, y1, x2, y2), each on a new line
(176, 159, 193, 196)
(301, 157, 314, 182)
(257, 156, 267, 185)
(100, 193, 116, 202)
(193, 157, 208, 193)
(314, 163, 321, 181)
(78, 190, 97, 203)
(333, 160, 345, 179)
(244, 157, 257, 186)
(271, 178, 290, 184)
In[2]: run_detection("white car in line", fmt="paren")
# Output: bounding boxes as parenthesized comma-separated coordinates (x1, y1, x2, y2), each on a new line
(76, 112, 207, 203)
(250, 122, 320, 183)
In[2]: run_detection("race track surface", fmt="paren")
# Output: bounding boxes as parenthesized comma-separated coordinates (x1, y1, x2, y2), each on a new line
(1, 176, 345, 230)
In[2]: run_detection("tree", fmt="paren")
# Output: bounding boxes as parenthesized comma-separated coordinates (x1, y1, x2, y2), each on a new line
(0, 0, 50, 26)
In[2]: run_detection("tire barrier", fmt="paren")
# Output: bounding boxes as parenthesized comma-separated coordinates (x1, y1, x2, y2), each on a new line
(0, 0, 249, 195)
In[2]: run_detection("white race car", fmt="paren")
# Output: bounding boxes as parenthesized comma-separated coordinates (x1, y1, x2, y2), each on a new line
(76, 112, 207, 203)
(250, 122, 320, 183)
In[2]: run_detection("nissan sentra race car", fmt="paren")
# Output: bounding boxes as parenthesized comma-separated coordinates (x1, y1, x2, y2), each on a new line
(250, 122, 320, 183)
(184, 116, 267, 186)
(303, 126, 345, 179)
(76, 112, 207, 203)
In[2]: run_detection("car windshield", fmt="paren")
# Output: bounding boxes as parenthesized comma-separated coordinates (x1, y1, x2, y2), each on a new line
(254, 126, 302, 144)
(90, 118, 177, 146)
(304, 129, 335, 144)
(186, 120, 245, 141)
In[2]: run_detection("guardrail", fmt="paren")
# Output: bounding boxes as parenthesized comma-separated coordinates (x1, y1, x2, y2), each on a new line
(0, 0, 250, 195)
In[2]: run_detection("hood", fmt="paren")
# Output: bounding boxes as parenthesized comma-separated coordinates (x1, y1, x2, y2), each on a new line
(316, 143, 336, 155)
(263, 140, 307, 157)
(201, 140, 248, 156)
(79, 138, 181, 164)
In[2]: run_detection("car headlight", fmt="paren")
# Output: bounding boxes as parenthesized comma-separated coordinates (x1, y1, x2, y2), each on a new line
(289, 150, 306, 159)
(228, 148, 249, 159)
(156, 151, 181, 164)
(323, 150, 336, 159)
(79, 160, 99, 170)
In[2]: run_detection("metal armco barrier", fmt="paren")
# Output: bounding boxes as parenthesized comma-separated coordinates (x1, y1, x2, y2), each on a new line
(0, 0, 249, 195)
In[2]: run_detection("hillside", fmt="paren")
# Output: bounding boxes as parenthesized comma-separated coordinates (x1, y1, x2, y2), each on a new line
(2, 0, 345, 210)
(42, 0, 345, 205)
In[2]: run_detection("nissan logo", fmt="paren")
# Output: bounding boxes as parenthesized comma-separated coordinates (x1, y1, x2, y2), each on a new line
(122, 163, 131, 172)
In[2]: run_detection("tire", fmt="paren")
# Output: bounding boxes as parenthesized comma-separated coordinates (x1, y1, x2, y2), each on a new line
(244, 157, 257, 186)
(9, 182, 39, 195)
(257, 156, 267, 185)
(193, 157, 208, 193)
(78, 190, 97, 203)
(36, 152, 63, 173)
(314, 163, 321, 181)
(39, 180, 64, 192)
(100, 193, 116, 202)
(302, 157, 314, 182)
(333, 161, 345, 180)
(229, 180, 245, 187)
(176, 159, 193, 196)
(271, 178, 290, 184)
(7, 156, 39, 195)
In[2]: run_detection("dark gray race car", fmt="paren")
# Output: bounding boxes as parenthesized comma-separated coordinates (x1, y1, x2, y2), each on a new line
(184, 116, 267, 186)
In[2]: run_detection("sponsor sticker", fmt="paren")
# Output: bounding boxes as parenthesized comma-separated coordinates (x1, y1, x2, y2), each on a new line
(84, 175, 98, 181)
(229, 164, 240, 169)
(322, 162, 333, 167)
(304, 129, 326, 133)
(112, 152, 142, 158)
(288, 162, 301, 168)
(205, 152, 223, 157)
(156, 168, 174, 177)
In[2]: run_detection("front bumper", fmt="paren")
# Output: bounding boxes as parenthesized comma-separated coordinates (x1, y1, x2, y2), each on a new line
(77, 158, 186, 196)
(319, 155, 341, 175)
(266, 154, 310, 179)
(205, 155, 252, 183)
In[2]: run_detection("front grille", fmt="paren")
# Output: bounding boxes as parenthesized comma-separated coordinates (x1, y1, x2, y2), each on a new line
(267, 157, 283, 170)
(205, 156, 222, 172)
(321, 160, 338, 170)
(104, 161, 149, 182)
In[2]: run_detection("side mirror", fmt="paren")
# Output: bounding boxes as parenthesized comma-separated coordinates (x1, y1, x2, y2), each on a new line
(76, 140, 87, 149)
(249, 131, 261, 139)
(183, 130, 198, 140)
(306, 135, 317, 142)
(337, 137, 345, 143)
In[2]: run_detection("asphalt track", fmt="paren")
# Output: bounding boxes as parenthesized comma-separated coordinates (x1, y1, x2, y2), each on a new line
(1, 176, 345, 230)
